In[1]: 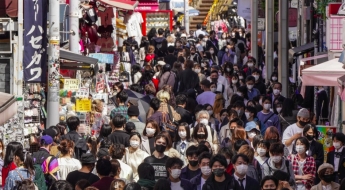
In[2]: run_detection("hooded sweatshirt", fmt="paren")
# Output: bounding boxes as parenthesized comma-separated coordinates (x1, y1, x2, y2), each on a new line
(262, 157, 295, 186)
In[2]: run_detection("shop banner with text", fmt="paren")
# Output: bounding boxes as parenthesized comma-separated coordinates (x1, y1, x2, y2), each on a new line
(23, 0, 48, 82)
(316, 125, 338, 161)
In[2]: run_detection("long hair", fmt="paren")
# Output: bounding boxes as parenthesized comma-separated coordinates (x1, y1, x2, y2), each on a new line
(213, 93, 225, 115)
(87, 136, 98, 157)
(15, 150, 35, 176)
(4, 142, 23, 167)
(0, 139, 3, 159)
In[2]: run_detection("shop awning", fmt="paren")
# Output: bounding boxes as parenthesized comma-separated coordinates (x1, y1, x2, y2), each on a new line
(0, 92, 17, 125)
(60, 49, 98, 65)
(301, 58, 345, 86)
(100, 0, 139, 10)
(135, 2, 159, 11)
(173, 6, 200, 16)
(289, 42, 314, 57)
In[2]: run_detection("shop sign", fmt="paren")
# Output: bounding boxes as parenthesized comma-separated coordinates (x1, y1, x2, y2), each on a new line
(76, 99, 92, 112)
(316, 125, 338, 161)
(63, 79, 80, 90)
(89, 53, 114, 64)
(135, 5, 159, 11)
(237, 0, 251, 21)
(276, 8, 298, 27)
(96, 80, 105, 92)
(76, 88, 89, 98)
(23, 0, 48, 82)
(258, 18, 265, 31)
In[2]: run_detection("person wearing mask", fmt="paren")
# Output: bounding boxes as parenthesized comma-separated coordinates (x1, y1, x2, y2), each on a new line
(209, 70, 227, 98)
(173, 123, 191, 164)
(202, 154, 240, 190)
(287, 137, 316, 190)
(219, 117, 242, 144)
(257, 97, 281, 136)
(250, 69, 265, 95)
(180, 146, 201, 180)
(110, 90, 129, 120)
(282, 108, 310, 153)
(207, 65, 228, 89)
(143, 134, 170, 181)
(245, 58, 256, 76)
(244, 106, 259, 124)
(245, 76, 260, 101)
(190, 123, 215, 151)
(206, 31, 219, 55)
(232, 154, 260, 189)
(233, 101, 247, 123)
(254, 140, 270, 166)
(264, 126, 290, 157)
(127, 106, 146, 135)
(141, 119, 161, 155)
(109, 143, 134, 181)
(108, 114, 130, 147)
(190, 152, 212, 190)
(311, 163, 340, 190)
(189, 45, 201, 64)
(262, 143, 295, 186)
(196, 79, 216, 106)
(270, 82, 285, 104)
(91, 159, 114, 190)
(165, 157, 194, 190)
(151, 28, 168, 58)
(244, 121, 260, 148)
(326, 132, 345, 183)
(123, 132, 150, 182)
(137, 163, 156, 190)
(176, 60, 200, 93)
(165, 46, 178, 67)
(113, 82, 124, 95)
(266, 72, 278, 95)
(57, 139, 82, 180)
(222, 43, 236, 65)
(260, 176, 279, 190)
(193, 64, 206, 82)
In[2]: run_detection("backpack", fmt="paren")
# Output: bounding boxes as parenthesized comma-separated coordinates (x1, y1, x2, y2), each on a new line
(33, 163, 48, 190)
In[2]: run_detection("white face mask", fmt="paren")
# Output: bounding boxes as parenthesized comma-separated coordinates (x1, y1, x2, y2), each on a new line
(257, 148, 266, 157)
(239, 76, 244, 80)
(210, 50, 214, 54)
(201, 166, 212, 175)
(179, 131, 187, 139)
(201, 63, 207, 67)
(226, 159, 231, 165)
(253, 75, 259, 81)
(200, 118, 209, 125)
(273, 89, 280, 95)
(247, 132, 256, 139)
(170, 169, 181, 179)
(276, 107, 282, 113)
(146, 128, 156, 136)
(296, 145, 305, 154)
(194, 69, 201, 73)
(236, 164, 248, 175)
(236, 92, 242, 96)
(247, 84, 254, 90)
(232, 80, 238, 84)
(271, 156, 282, 163)
(248, 63, 253, 67)
(245, 112, 251, 119)
(259, 99, 263, 105)
(226, 68, 231, 72)
(264, 104, 271, 110)
(130, 140, 140, 148)
(207, 110, 214, 116)
(272, 77, 278, 81)
(210, 88, 216, 92)
(333, 142, 341, 149)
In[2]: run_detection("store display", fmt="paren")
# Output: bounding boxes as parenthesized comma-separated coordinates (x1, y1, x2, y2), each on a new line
(138, 10, 173, 35)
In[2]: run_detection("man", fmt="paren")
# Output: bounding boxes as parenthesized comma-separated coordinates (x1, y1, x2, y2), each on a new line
(143, 134, 170, 181)
(110, 90, 129, 120)
(164, 46, 177, 67)
(245, 57, 256, 76)
(270, 82, 286, 104)
(207, 65, 228, 88)
(252, 69, 266, 95)
(221, 43, 236, 65)
(233, 101, 246, 123)
(190, 152, 212, 190)
(232, 154, 260, 190)
(219, 118, 243, 145)
(92, 159, 114, 190)
(42, 127, 60, 157)
(66, 153, 99, 188)
(208, 70, 226, 97)
(108, 114, 130, 147)
(202, 154, 240, 190)
(206, 31, 219, 56)
(175, 94, 193, 125)
(257, 97, 280, 136)
(151, 28, 168, 58)
(176, 60, 199, 93)
(245, 76, 260, 101)
(181, 146, 201, 180)
(32, 135, 59, 188)
(166, 157, 194, 190)
(326, 132, 345, 183)
(194, 24, 206, 38)
(110, 143, 134, 181)
(127, 106, 145, 135)
(282, 108, 310, 153)
(62, 116, 87, 159)
(196, 79, 216, 106)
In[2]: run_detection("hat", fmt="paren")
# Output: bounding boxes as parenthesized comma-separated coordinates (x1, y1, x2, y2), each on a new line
(297, 108, 310, 118)
(128, 99, 138, 106)
(127, 106, 139, 116)
(43, 128, 58, 139)
(80, 153, 97, 164)
(157, 61, 166, 66)
(97, 148, 110, 159)
(245, 121, 260, 132)
(41, 135, 53, 145)
(181, 33, 187, 38)
(317, 163, 334, 174)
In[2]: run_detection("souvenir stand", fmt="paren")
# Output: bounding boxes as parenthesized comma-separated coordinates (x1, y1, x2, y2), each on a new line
(138, 10, 173, 35)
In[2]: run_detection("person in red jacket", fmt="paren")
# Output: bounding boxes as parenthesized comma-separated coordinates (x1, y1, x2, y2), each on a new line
(218, 147, 235, 175)
(1, 142, 23, 187)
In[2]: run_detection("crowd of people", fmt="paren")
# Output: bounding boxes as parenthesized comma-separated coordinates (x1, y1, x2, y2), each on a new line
(0, 26, 342, 190)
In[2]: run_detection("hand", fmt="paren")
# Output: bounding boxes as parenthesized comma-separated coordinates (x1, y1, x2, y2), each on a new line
(303, 174, 313, 180)
(293, 132, 302, 139)
(281, 181, 292, 189)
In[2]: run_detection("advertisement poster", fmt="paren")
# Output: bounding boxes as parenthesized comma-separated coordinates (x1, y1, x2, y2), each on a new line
(316, 125, 338, 161)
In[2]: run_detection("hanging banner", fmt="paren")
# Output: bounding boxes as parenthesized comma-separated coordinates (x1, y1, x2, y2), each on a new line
(316, 125, 338, 161)
(23, 0, 48, 82)
(237, 0, 251, 21)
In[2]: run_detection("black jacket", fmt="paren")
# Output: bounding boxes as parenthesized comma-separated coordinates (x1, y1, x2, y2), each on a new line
(254, 81, 266, 95)
(327, 148, 345, 183)
(242, 175, 260, 190)
(108, 130, 130, 147)
(176, 68, 199, 93)
(202, 173, 241, 190)
(62, 131, 88, 159)
(151, 37, 167, 58)
(164, 54, 177, 67)
(175, 106, 193, 125)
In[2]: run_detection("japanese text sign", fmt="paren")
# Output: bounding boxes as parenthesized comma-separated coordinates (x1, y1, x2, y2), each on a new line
(76, 99, 92, 112)
(63, 79, 80, 90)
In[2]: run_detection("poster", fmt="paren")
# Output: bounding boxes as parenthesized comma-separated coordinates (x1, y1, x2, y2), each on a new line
(89, 53, 114, 64)
(237, 0, 251, 21)
(316, 125, 338, 161)
(63, 79, 80, 90)
(76, 99, 92, 112)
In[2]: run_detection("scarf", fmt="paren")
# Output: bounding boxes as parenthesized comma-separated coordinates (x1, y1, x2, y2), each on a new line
(137, 179, 156, 190)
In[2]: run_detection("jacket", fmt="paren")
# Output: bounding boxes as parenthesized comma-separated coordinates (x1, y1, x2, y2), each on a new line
(240, 175, 260, 190)
(310, 182, 340, 190)
(327, 148, 345, 183)
(177, 68, 199, 93)
(190, 173, 204, 190)
(141, 135, 154, 155)
(158, 71, 176, 91)
(190, 125, 220, 153)
(62, 131, 88, 159)
(123, 147, 150, 181)
(180, 165, 201, 181)
(164, 54, 177, 67)
(202, 173, 241, 190)
(108, 130, 130, 147)
(4, 168, 35, 190)
(262, 157, 295, 186)
(175, 106, 193, 125)
(151, 37, 168, 57)
(128, 118, 146, 135)
(167, 178, 195, 190)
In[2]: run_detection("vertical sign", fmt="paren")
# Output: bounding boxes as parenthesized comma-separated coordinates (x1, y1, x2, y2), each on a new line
(23, 0, 48, 82)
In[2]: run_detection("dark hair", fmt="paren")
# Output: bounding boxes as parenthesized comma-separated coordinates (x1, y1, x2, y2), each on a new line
(229, 118, 244, 128)
(246, 75, 255, 83)
(110, 159, 121, 177)
(165, 157, 184, 170)
(197, 144, 210, 155)
(57, 139, 75, 156)
(158, 131, 173, 149)
(16, 179, 36, 190)
(257, 140, 270, 157)
(112, 114, 127, 128)
(4, 141, 23, 167)
(138, 163, 155, 181)
(75, 179, 90, 190)
(234, 139, 249, 152)
(198, 152, 212, 164)
(260, 176, 279, 189)
(124, 182, 142, 190)
(150, 98, 161, 111)
(218, 147, 234, 159)
(191, 123, 208, 140)
(303, 124, 319, 140)
(269, 142, 285, 155)
(67, 116, 80, 131)
(15, 150, 34, 176)
(129, 84, 143, 94)
(96, 159, 112, 176)
(332, 132, 345, 144)
(50, 180, 73, 190)
(143, 120, 160, 137)
(294, 137, 310, 151)
(185, 60, 194, 69)
(209, 154, 227, 168)
(174, 122, 191, 142)
(0, 139, 3, 159)
(154, 179, 171, 190)
(87, 136, 99, 157)
(109, 144, 126, 159)
(99, 124, 112, 139)
(129, 132, 142, 143)
(175, 94, 187, 106)
(116, 90, 128, 103)
(253, 135, 264, 149)
(125, 122, 136, 134)
(245, 106, 257, 118)
(232, 153, 249, 164)
(186, 145, 198, 157)
(114, 82, 124, 92)
(56, 122, 67, 136)
(262, 96, 272, 104)
(100, 137, 112, 149)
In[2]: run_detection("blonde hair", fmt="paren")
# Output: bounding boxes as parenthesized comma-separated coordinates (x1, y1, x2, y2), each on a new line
(167, 36, 175, 43)
(232, 127, 246, 143)
(148, 45, 155, 53)
(213, 94, 224, 115)
(238, 145, 255, 163)
(156, 90, 170, 102)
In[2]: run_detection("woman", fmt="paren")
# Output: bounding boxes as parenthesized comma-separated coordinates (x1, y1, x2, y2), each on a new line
(288, 137, 316, 190)
(232, 127, 247, 144)
(98, 124, 112, 142)
(147, 90, 181, 122)
(139, 37, 150, 67)
(137, 163, 156, 190)
(141, 120, 161, 155)
(110, 159, 128, 184)
(255, 140, 270, 166)
(218, 109, 229, 132)
(109, 179, 126, 190)
(161, 85, 176, 109)
(173, 123, 191, 164)
(57, 139, 82, 180)
(145, 45, 155, 66)
(207, 48, 218, 65)
(311, 163, 340, 190)
(158, 64, 175, 91)
(5, 150, 35, 190)
(123, 132, 150, 182)
(266, 72, 278, 94)
(204, 104, 218, 130)
(2, 141, 23, 187)
(86, 136, 99, 158)
(113, 82, 124, 95)
(131, 64, 142, 84)
(213, 94, 225, 122)
(264, 126, 289, 157)
(245, 121, 260, 147)
(260, 176, 278, 190)
(159, 131, 180, 158)
(193, 64, 206, 82)
(189, 123, 214, 152)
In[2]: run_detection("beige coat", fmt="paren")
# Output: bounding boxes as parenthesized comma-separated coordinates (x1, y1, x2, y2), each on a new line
(310, 182, 340, 190)
(190, 124, 220, 153)
(123, 148, 150, 182)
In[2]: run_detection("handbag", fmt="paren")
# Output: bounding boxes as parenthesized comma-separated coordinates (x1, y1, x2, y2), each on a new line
(161, 112, 176, 132)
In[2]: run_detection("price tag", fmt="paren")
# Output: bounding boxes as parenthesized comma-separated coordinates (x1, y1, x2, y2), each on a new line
(76, 99, 92, 112)
(76, 88, 89, 98)
(63, 79, 80, 90)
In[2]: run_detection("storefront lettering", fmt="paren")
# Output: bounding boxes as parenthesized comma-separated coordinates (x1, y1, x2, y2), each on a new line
(64, 79, 80, 90)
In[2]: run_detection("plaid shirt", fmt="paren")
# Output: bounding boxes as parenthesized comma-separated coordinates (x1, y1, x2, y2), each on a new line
(110, 105, 129, 121)
(287, 154, 316, 190)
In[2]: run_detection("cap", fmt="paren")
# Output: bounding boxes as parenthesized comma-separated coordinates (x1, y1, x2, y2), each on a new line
(157, 61, 166, 66)
(317, 163, 334, 174)
(297, 108, 310, 118)
(80, 153, 97, 164)
(245, 121, 260, 132)
(42, 128, 58, 139)
(127, 106, 139, 116)
(97, 148, 110, 159)
(41, 135, 53, 145)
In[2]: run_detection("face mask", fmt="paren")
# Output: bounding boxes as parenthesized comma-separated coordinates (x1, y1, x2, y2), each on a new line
(247, 84, 254, 90)
(225, 68, 230, 72)
(299, 120, 308, 127)
(306, 135, 314, 141)
(197, 133, 206, 139)
(201, 166, 212, 175)
(264, 104, 271, 110)
(132, 46, 135, 50)
(268, 139, 278, 144)
(272, 76, 278, 81)
(200, 118, 208, 125)
(247, 132, 256, 139)
(296, 145, 305, 154)
(244, 112, 251, 119)
(208, 110, 214, 116)
(203, 38, 208, 41)
(212, 168, 225, 177)
(168, 43, 175, 47)
(189, 160, 198, 167)
(210, 51, 214, 54)
(259, 99, 263, 105)
(155, 144, 167, 153)
(236, 92, 242, 96)
(248, 63, 253, 67)
(253, 75, 259, 81)
(146, 128, 156, 136)
(210, 88, 216, 92)
(257, 148, 266, 157)
(236, 164, 248, 175)
(333, 142, 341, 149)
(225, 48, 229, 53)
(227, 39, 231, 42)
(201, 63, 206, 67)
(276, 107, 282, 113)
(273, 89, 280, 95)
(236, 109, 243, 117)
(202, 42, 206, 47)
(271, 156, 282, 163)
(239, 76, 244, 80)
(170, 169, 181, 179)
(226, 159, 231, 165)
(194, 69, 201, 73)
(232, 80, 238, 84)
(321, 174, 334, 183)
(176, 43, 181, 47)
(178, 131, 187, 139)
(130, 140, 140, 148)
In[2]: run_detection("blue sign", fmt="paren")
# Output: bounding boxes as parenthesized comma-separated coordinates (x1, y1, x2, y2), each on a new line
(23, 0, 48, 82)
(89, 53, 114, 64)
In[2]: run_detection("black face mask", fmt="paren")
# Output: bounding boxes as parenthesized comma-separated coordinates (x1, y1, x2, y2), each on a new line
(212, 168, 225, 177)
(321, 174, 334, 183)
(197, 134, 206, 140)
(211, 78, 218, 83)
(299, 121, 308, 127)
(155, 144, 167, 153)
(306, 135, 314, 141)
(189, 160, 198, 167)
(268, 139, 278, 144)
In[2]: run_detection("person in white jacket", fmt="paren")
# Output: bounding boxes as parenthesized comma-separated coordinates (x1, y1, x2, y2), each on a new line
(109, 143, 134, 182)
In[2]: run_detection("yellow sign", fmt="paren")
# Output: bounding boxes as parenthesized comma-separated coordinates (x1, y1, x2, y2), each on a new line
(63, 79, 80, 90)
(49, 40, 59, 45)
(76, 99, 92, 112)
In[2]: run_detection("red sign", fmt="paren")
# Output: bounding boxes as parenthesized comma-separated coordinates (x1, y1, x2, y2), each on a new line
(275, 8, 298, 27)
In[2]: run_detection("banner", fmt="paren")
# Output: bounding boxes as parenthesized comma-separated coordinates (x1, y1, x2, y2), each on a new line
(316, 125, 338, 161)
(23, 0, 48, 82)
(237, 0, 251, 21)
